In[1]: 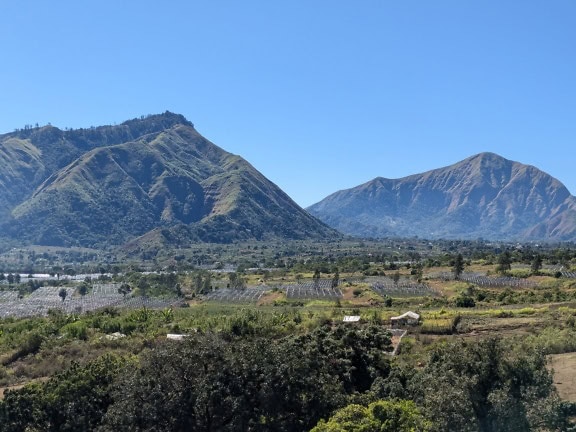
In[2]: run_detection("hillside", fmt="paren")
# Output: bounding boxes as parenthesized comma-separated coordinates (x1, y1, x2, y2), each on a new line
(307, 152, 576, 241)
(0, 113, 338, 247)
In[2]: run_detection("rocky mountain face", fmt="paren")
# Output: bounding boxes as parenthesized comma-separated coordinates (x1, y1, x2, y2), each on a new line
(307, 153, 576, 241)
(0, 112, 338, 247)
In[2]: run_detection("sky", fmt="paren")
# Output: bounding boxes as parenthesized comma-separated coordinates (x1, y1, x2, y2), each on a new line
(1, 1, 575, 207)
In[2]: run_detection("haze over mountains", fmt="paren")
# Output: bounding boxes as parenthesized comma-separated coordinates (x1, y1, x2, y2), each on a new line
(0, 112, 337, 247)
(308, 152, 576, 241)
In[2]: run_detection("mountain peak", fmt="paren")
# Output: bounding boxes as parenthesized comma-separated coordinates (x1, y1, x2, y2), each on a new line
(308, 153, 576, 241)
(0, 114, 338, 247)
(121, 111, 193, 129)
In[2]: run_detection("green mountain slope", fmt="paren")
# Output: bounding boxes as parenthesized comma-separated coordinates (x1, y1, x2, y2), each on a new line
(307, 152, 576, 241)
(0, 113, 338, 247)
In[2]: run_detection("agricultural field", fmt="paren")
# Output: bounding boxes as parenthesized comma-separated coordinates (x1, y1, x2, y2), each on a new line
(0, 242, 575, 430)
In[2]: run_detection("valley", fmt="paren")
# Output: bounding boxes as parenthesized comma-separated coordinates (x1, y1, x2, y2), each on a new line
(1, 239, 575, 430)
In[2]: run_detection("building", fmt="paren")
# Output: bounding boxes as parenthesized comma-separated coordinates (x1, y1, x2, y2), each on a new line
(390, 311, 420, 327)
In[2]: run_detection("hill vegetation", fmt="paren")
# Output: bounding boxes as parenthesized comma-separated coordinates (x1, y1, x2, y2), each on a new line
(308, 152, 576, 241)
(0, 113, 338, 247)
(0, 240, 576, 430)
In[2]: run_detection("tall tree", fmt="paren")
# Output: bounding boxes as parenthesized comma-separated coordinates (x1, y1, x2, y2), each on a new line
(58, 288, 67, 302)
(496, 251, 512, 275)
(452, 254, 465, 280)
(313, 269, 321, 287)
(530, 254, 543, 275)
(332, 268, 340, 288)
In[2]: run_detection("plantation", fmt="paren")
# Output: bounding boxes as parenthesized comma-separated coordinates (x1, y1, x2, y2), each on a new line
(0, 240, 576, 431)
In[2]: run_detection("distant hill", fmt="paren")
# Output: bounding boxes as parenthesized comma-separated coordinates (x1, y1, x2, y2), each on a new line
(0, 112, 338, 247)
(307, 152, 576, 241)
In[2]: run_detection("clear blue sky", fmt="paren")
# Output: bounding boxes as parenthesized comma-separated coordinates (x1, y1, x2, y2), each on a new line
(1, 1, 575, 207)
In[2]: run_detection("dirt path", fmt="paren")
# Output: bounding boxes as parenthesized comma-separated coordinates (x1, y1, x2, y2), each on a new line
(0, 377, 49, 400)
(0, 382, 27, 399)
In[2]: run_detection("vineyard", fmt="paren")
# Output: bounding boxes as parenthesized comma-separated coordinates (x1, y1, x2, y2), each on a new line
(0, 285, 182, 319)
(368, 277, 437, 297)
(439, 272, 537, 288)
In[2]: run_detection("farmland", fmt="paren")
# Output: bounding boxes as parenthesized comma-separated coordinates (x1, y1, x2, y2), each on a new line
(0, 240, 576, 430)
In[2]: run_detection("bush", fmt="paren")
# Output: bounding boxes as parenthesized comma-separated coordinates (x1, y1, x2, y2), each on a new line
(61, 321, 88, 341)
(455, 294, 475, 308)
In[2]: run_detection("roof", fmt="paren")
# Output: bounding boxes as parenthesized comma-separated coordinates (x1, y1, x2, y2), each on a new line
(390, 311, 420, 320)
(167, 334, 190, 340)
(343, 315, 361, 322)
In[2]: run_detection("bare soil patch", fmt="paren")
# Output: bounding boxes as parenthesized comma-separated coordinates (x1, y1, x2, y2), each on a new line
(548, 352, 576, 402)
(257, 291, 284, 306)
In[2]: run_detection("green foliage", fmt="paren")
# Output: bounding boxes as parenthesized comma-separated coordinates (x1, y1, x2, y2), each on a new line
(0, 354, 129, 431)
(101, 333, 346, 431)
(289, 324, 392, 393)
(311, 400, 432, 432)
(408, 337, 568, 431)
(455, 293, 476, 308)
(61, 321, 88, 340)
(452, 253, 465, 280)
(496, 251, 512, 275)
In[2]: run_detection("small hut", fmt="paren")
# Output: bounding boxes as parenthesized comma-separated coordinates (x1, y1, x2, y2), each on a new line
(390, 311, 420, 328)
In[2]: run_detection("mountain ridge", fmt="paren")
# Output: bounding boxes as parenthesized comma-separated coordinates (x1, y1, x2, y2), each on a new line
(0, 113, 339, 247)
(307, 152, 576, 241)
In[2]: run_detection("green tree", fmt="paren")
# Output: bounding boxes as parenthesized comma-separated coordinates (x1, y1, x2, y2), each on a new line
(452, 253, 465, 280)
(202, 272, 212, 293)
(313, 269, 321, 287)
(101, 333, 344, 431)
(332, 268, 340, 288)
(228, 272, 246, 290)
(530, 254, 543, 275)
(408, 337, 569, 431)
(496, 251, 512, 275)
(58, 288, 67, 302)
(118, 283, 130, 298)
(77, 283, 89, 297)
(311, 400, 432, 432)
(0, 354, 128, 432)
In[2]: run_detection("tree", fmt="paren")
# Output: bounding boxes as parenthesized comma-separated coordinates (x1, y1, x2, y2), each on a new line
(0, 354, 128, 431)
(118, 283, 130, 298)
(193, 272, 204, 293)
(531, 254, 543, 275)
(392, 271, 400, 286)
(101, 333, 345, 432)
(58, 288, 67, 302)
(202, 273, 212, 293)
(228, 272, 245, 290)
(452, 254, 465, 280)
(496, 251, 512, 275)
(332, 268, 340, 288)
(77, 283, 88, 297)
(408, 337, 569, 431)
(313, 269, 321, 287)
(311, 400, 433, 432)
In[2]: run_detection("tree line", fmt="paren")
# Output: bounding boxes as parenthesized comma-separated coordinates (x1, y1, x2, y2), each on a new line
(1, 323, 572, 431)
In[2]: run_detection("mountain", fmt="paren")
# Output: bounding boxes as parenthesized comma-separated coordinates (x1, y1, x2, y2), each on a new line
(307, 152, 576, 241)
(0, 112, 338, 247)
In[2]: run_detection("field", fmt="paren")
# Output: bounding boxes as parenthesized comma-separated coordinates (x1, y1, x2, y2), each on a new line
(0, 241, 575, 429)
